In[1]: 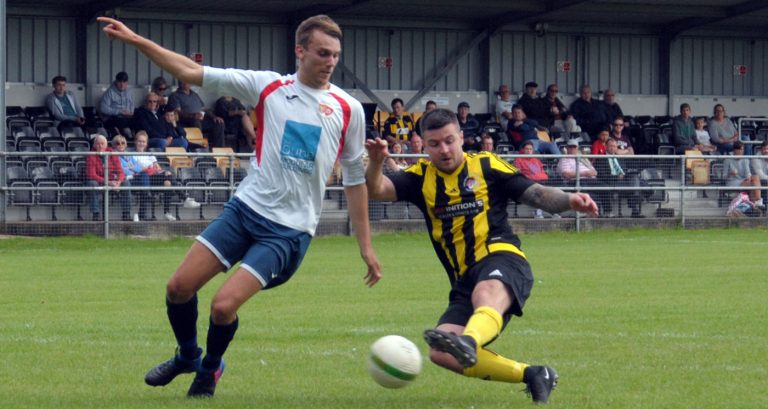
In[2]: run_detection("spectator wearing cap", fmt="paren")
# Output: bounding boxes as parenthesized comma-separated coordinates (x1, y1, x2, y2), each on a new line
(99, 71, 135, 134)
(570, 84, 609, 139)
(518, 81, 546, 123)
(457, 101, 481, 151)
(382, 97, 415, 144)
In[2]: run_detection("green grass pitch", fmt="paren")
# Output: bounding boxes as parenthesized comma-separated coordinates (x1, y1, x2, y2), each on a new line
(1, 229, 766, 408)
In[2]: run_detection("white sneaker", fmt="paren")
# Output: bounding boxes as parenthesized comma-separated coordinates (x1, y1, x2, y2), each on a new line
(534, 209, 544, 219)
(164, 212, 177, 221)
(183, 197, 201, 208)
(132, 213, 140, 222)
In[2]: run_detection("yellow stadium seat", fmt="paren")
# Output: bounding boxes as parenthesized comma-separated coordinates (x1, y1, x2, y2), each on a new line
(184, 127, 208, 148)
(212, 147, 240, 171)
(165, 147, 193, 170)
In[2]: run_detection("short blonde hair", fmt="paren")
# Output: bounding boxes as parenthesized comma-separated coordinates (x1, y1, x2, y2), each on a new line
(112, 135, 126, 147)
(134, 130, 149, 142)
(295, 15, 342, 49)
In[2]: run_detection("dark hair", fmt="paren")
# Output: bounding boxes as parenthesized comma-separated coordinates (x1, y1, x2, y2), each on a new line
(115, 71, 129, 82)
(511, 104, 524, 112)
(680, 103, 690, 111)
(151, 76, 168, 91)
(521, 140, 534, 149)
(733, 141, 743, 149)
(425, 100, 437, 107)
(391, 98, 404, 109)
(51, 75, 66, 85)
(761, 140, 768, 149)
(420, 108, 459, 133)
(600, 125, 611, 133)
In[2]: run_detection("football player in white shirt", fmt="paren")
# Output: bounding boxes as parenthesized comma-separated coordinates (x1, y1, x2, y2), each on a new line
(99, 15, 382, 398)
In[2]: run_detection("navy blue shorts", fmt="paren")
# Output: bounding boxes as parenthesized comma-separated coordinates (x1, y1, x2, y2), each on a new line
(197, 197, 312, 289)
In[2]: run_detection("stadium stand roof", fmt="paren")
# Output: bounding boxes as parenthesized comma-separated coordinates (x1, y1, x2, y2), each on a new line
(6, 0, 768, 38)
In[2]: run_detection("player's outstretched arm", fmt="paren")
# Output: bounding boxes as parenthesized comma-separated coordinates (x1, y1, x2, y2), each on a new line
(520, 184, 599, 217)
(345, 183, 382, 287)
(97, 17, 203, 86)
(365, 138, 397, 201)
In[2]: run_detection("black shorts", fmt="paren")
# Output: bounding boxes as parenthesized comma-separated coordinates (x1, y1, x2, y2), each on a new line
(437, 252, 534, 332)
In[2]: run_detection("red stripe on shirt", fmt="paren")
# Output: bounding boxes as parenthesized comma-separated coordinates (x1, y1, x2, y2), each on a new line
(328, 92, 351, 163)
(254, 79, 294, 166)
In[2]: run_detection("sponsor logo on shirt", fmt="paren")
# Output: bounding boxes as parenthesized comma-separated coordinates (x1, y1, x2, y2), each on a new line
(432, 199, 484, 220)
(280, 120, 321, 175)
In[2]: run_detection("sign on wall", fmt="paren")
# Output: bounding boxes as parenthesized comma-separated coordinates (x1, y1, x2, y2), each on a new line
(733, 65, 748, 76)
(557, 60, 572, 73)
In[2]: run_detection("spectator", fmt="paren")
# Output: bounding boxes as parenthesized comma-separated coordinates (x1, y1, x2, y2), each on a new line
(480, 133, 495, 152)
(570, 84, 607, 138)
(382, 97, 415, 143)
(162, 104, 204, 151)
(113, 134, 144, 222)
(513, 140, 550, 218)
(45, 75, 85, 131)
(672, 103, 697, 154)
(385, 142, 410, 172)
(414, 100, 437, 138)
(693, 116, 717, 154)
(599, 88, 623, 124)
(591, 127, 610, 155)
(151, 76, 171, 106)
(134, 92, 167, 147)
(214, 96, 256, 152)
(751, 141, 768, 202)
(495, 85, 516, 131)
(539, 83, 567, 131)
(85, 134, 131, 221)
(610, 116, 634, 155)
(557, 140, 611, 216)
(593, 138, 644, 218)
(457, 101, 481, 141)
(708, 104, 739, 154)
(405, 134, 424, 165)
(507, 105, 560, 154)
(724, 142, 764, 208)
(133, 131, 201, 221)
(518, 81, 545, 122)
(167, 81, 226, 147)
(99, 71, 135, 135)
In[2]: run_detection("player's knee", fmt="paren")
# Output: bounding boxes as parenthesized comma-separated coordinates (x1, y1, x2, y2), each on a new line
(209, 297, 238, 324)
(165, 277, 195, 303)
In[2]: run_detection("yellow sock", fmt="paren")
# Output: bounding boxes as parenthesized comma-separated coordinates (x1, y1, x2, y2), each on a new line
(463, 306, 503, 347)
(463, 348, 529, 383)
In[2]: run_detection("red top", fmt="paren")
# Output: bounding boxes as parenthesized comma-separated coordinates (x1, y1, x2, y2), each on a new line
(86, 147, 125, 184)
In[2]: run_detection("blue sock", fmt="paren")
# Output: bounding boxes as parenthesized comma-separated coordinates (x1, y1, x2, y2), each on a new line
(202, 316, 239, 371)
(166, 294, 200, 360)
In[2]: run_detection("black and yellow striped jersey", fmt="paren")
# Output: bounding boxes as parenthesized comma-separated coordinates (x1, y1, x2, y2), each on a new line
(383, 114, 415, 141)
(389, 152, 534, 284)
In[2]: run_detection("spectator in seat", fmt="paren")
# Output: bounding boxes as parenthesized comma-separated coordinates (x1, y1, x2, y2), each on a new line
(133, 130, 201, 221)
(167, 81, 226, 147)
(591, 127, 610, 155)
(382, 98, 415, 144)
(480, 133, 495, 152)
(99, 71, 135, 135)
(599, 88, 623, 125)
(161, 105, 204, 151)
(414, 100, 437, 138)
(610, 116, 634, 155)
(672, 103, 698, 154)
(570, 84, 607, 139)
(557, 139, 611, 216)
(384, 141, 410, 173)
(518, 82, 545, 122)
(86, 134, 132, 221)
(507, 105, 560, 154)
(751, 141, 768, 202)
(151, 76, 171, 107)
(724, 142, 764, 208)
(495, 84, 516, 131)
(113, 134, 145, 222)
(45, 75, 85, 131)
(693, 116, 717, 154)
(405, 134, 424, 165)
(214, 96, 256, 152)
(593, 138, 644, 218)
(134, 92, 168, 148)
(708, 104, 739, 155)
(457, 101, 481, 142)
(539, 84, 567, 131)
(514, 140, 551, 219)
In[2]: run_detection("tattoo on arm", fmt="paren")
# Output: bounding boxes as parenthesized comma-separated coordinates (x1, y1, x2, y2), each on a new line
(519, 184, 571, 214)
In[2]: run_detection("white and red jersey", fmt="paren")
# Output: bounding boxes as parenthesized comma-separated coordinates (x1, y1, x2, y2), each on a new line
(202, 67, 366, 235)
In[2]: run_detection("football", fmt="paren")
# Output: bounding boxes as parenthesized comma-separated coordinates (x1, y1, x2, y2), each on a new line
(366, 335, 423, 388)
